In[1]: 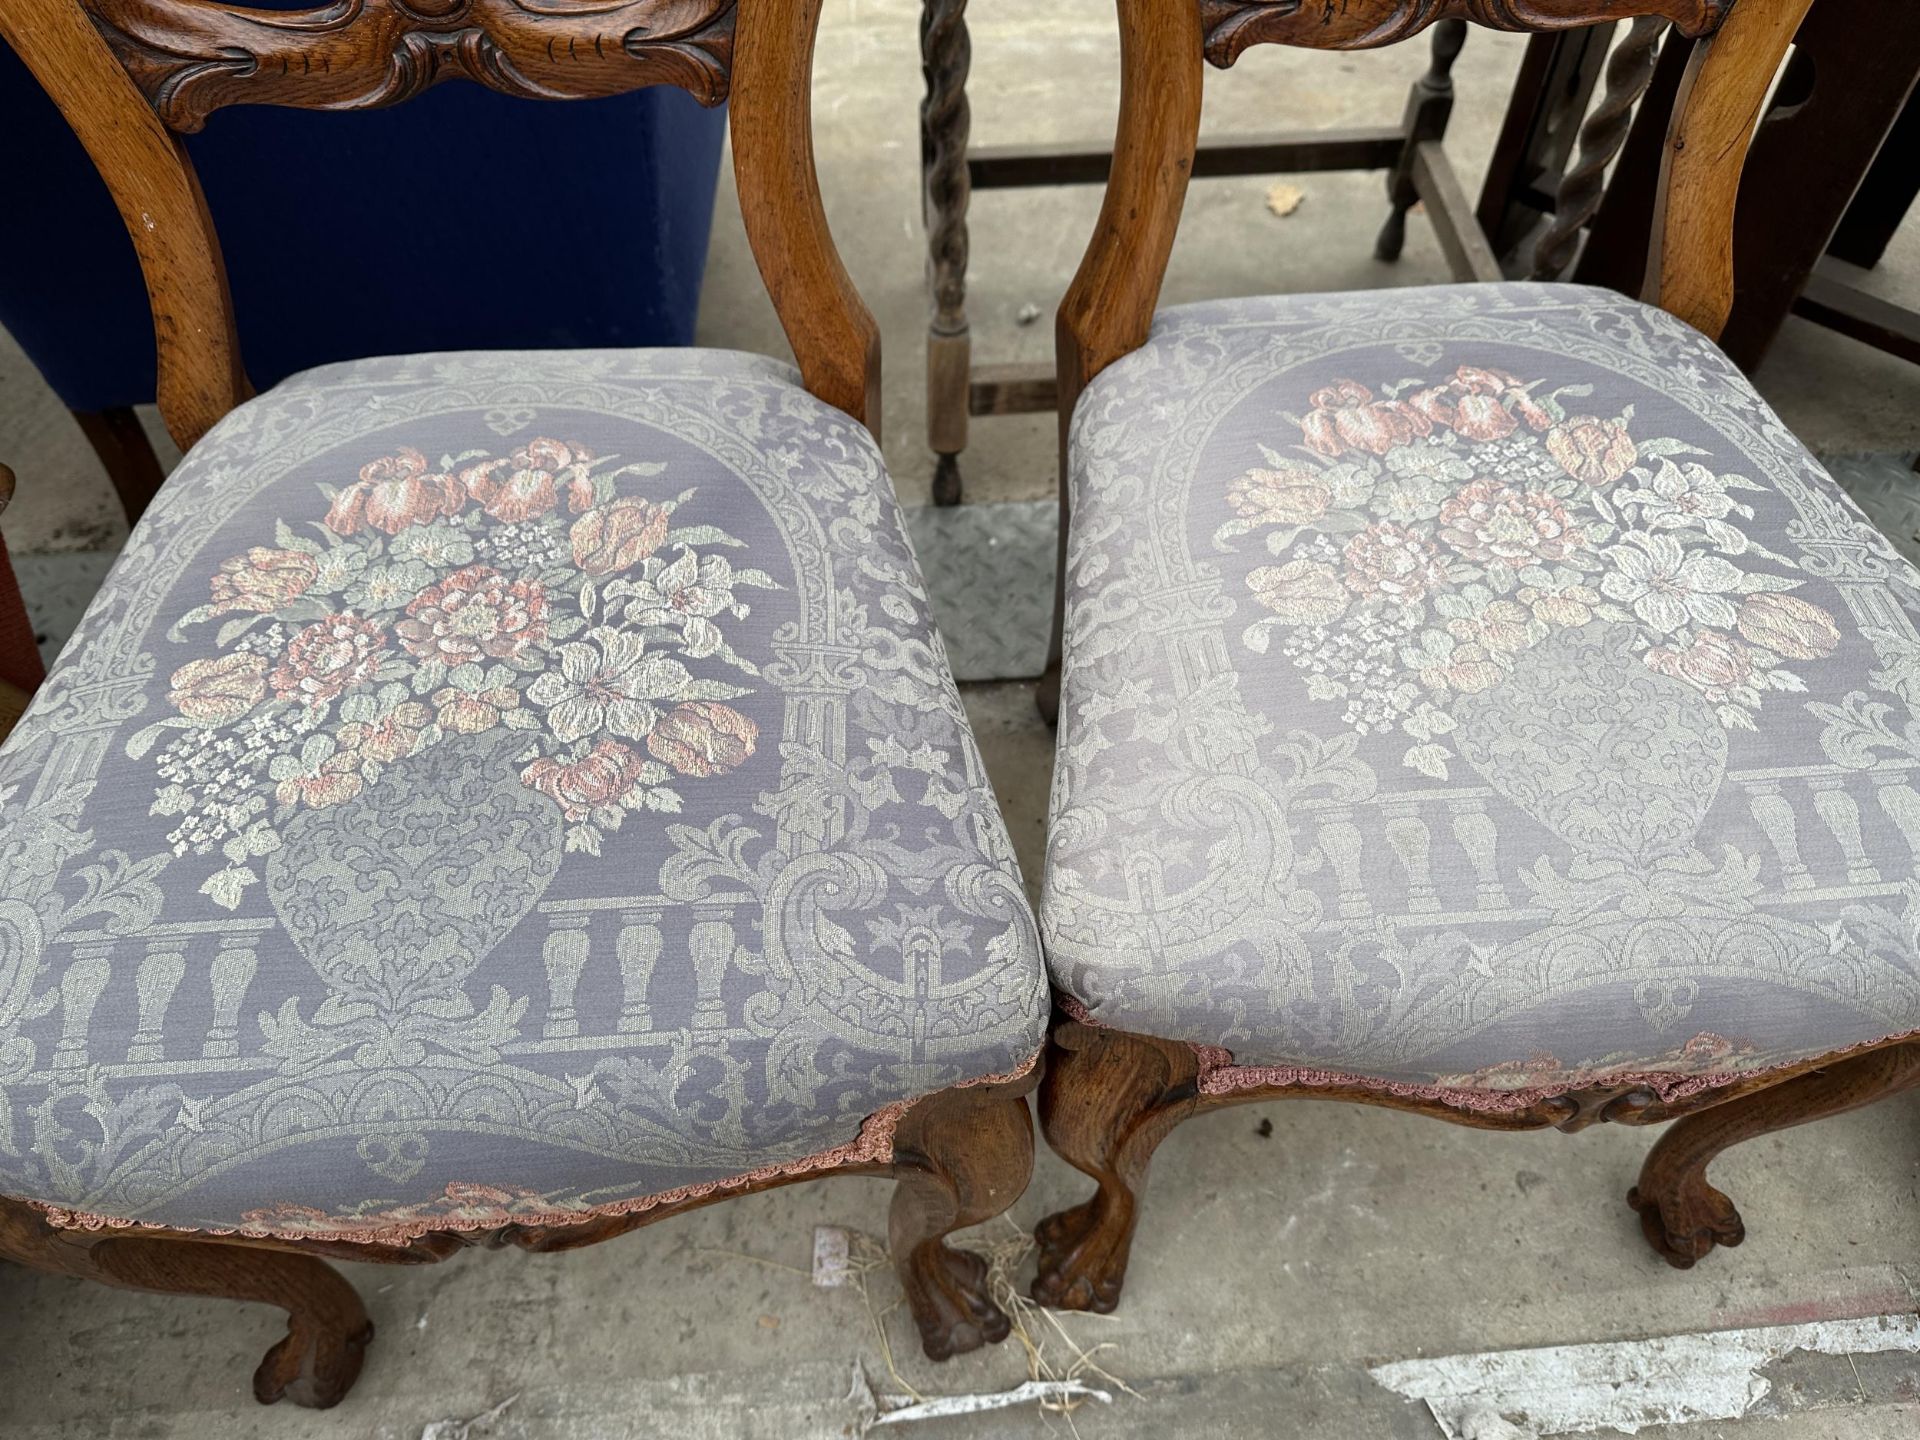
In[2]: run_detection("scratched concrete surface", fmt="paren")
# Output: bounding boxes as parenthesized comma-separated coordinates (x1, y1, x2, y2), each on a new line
(4, 1, 1920, 1436)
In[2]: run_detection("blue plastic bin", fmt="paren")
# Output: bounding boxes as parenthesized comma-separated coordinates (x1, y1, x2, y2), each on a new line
(0, 37, 728, 414)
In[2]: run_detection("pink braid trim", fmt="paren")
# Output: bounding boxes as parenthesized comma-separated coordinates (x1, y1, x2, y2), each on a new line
(23, 1048, 1042, 1247)
(1056, 995, 1920, 1116)
(1191, 1051, 1739, 1111)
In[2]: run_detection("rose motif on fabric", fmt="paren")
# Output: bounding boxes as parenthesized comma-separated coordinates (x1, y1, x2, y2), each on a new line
(521, 738, 654, 823)
(1735, 591, 1841, 661)
(432, 679, 525, 735)
(647, 700, 759, 777)
(168, 653, 268, 723)
(271, 614, 390, 707)
(1437, 479, 1582, 569)
(325, 446, 466, 537)
(1546, 416, 1637, 487)
(134, 435, 784, 903)
(396, 564, 550, 665)
(1249, 559, 1348, 624)
(1228, 463, 1332, 526)
(1221, 365, 1840, 780)
(1341, 522, 1449, 601)
(1645, 630, 1755, 700)
(1409, 364, 1552, 442)
(208, 547, 319, 616)
(1301, 380, 1430, 457)
(460, 437, 598, 523)
(572, 495, 672, 576)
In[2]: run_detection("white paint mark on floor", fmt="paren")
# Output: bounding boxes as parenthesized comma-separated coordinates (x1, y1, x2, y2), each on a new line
(811, 1225, 851, 1288)
(843, 1362, 1111, 1432)
(420, 1393, 518, 1440)
(1368, 1313, 1920, 1438)
(868, 1379, 1111, 1426)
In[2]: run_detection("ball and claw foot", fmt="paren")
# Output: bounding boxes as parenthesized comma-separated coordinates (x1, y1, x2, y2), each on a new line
(1030, 1200, 1129, 1314)
(932, 453, 963, 507)
(1626, 1182, 1746, 1270)
(253, 1315, 374, 1409)
(904, 1244, 1011, 1360)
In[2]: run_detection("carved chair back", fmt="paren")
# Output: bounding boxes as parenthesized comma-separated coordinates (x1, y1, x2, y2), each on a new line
(0, 0, 879, 452)
(1060, 0, 1814, 404)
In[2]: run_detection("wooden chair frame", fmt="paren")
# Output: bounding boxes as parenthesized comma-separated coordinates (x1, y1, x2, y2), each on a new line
(1029, 0, 1920, 1317)
(0, 0, 1031, 1403)
(915, 3, 1501, 507)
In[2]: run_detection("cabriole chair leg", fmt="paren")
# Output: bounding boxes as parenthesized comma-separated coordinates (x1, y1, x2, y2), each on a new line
(1030, 1020, 1199, 1313)
(889, 1075, 1036, 1358)
(0, 1199, 372, 1409)
(1629, 1038, 1920, 1268)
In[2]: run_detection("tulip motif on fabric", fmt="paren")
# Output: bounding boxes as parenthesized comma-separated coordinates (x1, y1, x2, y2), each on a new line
(132, 437, 779, 908)
(1219, 366, 1843, 780)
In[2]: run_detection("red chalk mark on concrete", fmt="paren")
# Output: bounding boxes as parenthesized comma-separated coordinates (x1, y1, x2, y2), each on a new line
(1717, 1287, 1917, 1331)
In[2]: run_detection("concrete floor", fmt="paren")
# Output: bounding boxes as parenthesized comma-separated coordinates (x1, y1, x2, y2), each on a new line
(5, 2, 1920, 1436)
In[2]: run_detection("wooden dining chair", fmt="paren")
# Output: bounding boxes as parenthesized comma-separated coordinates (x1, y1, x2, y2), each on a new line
(1033, 0, 1920, 1316)
(0, 0, 1047, 1405)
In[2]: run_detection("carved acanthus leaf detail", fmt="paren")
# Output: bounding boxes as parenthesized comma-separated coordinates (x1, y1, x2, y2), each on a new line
(86, 0, 738, 132)
(1198, 1, 1733, 68)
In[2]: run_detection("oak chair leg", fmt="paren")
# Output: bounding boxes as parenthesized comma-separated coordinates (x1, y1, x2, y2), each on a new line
(889, 1077, 1035, 1359)
(1030, 1020, 1200, 1313)
(71, 405, 168, 523)
(1376, 18, 1467, 261)
(1628, 1038, 1920, 1269)
(921, 0, 971, 507)
(0, 1199, 373, 1408)
(95, 1236, 373, 1406)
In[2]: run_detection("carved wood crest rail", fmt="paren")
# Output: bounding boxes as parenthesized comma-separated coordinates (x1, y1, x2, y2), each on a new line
(84, 0, 739, 131)
(1198, 1, 1734, 67)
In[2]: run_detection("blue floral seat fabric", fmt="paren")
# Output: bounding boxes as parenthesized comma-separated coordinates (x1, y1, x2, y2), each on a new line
(0, 348, 1045, 1238)
(1043, 283, 1920, 1099)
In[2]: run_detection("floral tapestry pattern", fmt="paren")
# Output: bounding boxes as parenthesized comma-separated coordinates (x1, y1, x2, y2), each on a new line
(1219, 364, 1841, 782)
(1042, 284, 1920, 1095)
(141, 433, 776, 910)
(0, 349, 1046, 1237)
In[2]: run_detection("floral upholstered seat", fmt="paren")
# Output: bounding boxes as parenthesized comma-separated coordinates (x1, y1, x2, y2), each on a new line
(1043, 283, 1920, 1099)
(0, 347, 1045, 1239)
